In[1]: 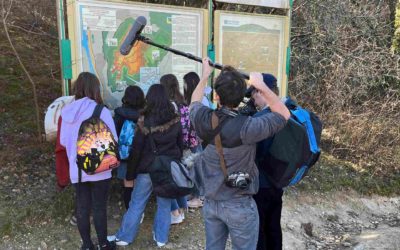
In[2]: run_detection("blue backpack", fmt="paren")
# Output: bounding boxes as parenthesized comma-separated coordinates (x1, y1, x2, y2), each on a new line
(118, 120, 136, 160)
(261, 98, 322, 188)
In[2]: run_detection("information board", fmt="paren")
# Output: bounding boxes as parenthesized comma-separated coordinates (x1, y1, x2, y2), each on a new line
(216, 0, 290, 9)
(215, 11, 289, 95)
(68, 0, 206, 108)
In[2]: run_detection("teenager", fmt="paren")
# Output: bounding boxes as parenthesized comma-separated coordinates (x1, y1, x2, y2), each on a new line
(59, 72, 116, 250)
(108, 84, 183, 247)
(160, 74, 195, 223)
(114, 86, 145, 209)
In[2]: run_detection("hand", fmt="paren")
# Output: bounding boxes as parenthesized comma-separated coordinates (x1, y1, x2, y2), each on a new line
(124, 179, 134, 188)
(201, 57, 213, 80)
(248, 72, 265, 89)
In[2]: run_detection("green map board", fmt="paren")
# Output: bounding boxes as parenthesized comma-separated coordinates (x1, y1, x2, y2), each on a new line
(73, 0, 205, 108)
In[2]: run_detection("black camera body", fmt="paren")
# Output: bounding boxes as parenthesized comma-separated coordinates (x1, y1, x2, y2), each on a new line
(239, 98, 257, 116)
(225, 171, 251, 190)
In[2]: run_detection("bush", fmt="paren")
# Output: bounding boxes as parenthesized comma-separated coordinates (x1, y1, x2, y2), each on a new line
(290, 0, 400, 177)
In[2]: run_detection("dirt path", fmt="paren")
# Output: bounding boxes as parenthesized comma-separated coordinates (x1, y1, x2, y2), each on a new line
(281, 191, 400, 250)
(0, 189, 399, 249)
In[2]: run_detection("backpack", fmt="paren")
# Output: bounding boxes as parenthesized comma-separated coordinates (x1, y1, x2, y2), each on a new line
(76, 105, 120, 177)
(149, 155, 195, 198)
(118, 120, 136, 160)
(44, 95, 74, 142)
(144, 117, 195, 199)
(261, 98, 322, 188)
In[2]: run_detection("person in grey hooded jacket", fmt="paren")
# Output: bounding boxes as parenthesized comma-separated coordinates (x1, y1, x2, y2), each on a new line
(189, 58, 290, 250)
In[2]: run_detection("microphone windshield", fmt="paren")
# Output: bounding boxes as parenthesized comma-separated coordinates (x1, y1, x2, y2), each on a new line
(120, 16, 147, 56)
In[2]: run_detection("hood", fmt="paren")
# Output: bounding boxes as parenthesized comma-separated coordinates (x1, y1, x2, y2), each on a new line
(114, 107, 140, 122)
(61, 97, 95, 123)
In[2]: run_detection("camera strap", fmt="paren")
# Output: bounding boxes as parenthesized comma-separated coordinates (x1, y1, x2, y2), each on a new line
(211, 112, 228, 178)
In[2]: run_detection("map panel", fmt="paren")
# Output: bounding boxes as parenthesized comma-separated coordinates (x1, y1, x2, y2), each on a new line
(75, 0, 204, 108)
(216, 12, 289, 93)
(216, 0, 289, 9)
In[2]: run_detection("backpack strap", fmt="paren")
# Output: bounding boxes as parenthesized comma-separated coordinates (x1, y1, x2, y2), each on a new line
(92, 104, 104, 119)
(211, 112, 228, 179)
(292, 108, 320, 154)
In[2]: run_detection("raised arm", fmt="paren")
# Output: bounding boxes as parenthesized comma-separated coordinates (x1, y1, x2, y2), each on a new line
(248, 72, 290, 120)
(191, 58, 213, 104)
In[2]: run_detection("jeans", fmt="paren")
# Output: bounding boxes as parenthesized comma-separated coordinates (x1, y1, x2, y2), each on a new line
(190, 145, 203, 198)
(171, 196, 188, 211)
(253, 188, 284, 250)
(74, 178, 111, 248)
(116, 174, 172, 244)
(203, 196, 259, 250)
(117, 161, 127, 179)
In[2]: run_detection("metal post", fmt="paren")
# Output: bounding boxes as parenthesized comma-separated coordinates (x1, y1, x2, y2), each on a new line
(285, 0, 293, 97)
(207, 0, 216, 104)
(56, 0, 69, 96)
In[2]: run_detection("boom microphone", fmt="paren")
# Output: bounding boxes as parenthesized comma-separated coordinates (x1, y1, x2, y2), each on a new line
(120, 16, 147, 56)
(118, 16, 249, 79)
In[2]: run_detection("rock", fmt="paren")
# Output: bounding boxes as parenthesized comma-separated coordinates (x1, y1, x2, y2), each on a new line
(41, 241, 47, 249)
(301, 222, 313, 237)
(353, 243, 365, 250)
(327, 214, 339, 222)
(342, 242, 352, 247)
(287, 224, 295, 231)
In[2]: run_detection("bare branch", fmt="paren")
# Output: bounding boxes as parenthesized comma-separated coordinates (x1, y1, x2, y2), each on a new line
(1, 0, 43, 142)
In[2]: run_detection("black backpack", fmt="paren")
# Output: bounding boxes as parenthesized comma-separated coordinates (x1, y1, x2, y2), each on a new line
(146, 123, 195, 199)
(260, 98, 322, 188)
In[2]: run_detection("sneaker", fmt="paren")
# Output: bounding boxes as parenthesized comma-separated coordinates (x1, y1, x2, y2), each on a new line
(80, 244, 95, 250)
(156, 241, 166, 247)
(140, 213, 145, 224)
(171, 213, 183, 225)
(181, 212, 185, 220)
(97, 240, 116, 250)
(69, 215, 77, 226)
(187, 198, 203, 208)
(153, 231, 166, 248)
(106, 235, 129, 246)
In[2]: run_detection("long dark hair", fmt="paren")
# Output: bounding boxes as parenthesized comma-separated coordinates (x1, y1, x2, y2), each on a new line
(73, 72, 103, 104)
(122, 85, 145, 109)
(160, 74, 185, 105)
(183, 72, 200, 104)
(144, 84, 177, 126)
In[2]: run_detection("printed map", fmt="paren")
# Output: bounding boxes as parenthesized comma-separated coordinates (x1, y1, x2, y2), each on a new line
(216, 12, 288, 91)
(76, 1, 203, 108)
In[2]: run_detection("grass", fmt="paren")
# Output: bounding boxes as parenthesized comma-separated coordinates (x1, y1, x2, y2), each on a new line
(1, 14, 399, 243)
(296, 153, 400, 196)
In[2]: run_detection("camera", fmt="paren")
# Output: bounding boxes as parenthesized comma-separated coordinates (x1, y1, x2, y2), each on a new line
(225, 171, 251, 190)
(239, 98, 257, 116)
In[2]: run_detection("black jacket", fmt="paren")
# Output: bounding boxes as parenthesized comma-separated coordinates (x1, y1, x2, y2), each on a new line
(114, 107, 141, 136)
(126, 115, 183, 180)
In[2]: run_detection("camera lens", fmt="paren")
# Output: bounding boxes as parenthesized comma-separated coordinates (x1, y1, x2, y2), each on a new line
(236, 180, 248, 190)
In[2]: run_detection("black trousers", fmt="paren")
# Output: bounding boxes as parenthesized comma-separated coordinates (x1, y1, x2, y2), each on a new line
(253, 187, 284, 250)
(74, 178, 110, 248)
